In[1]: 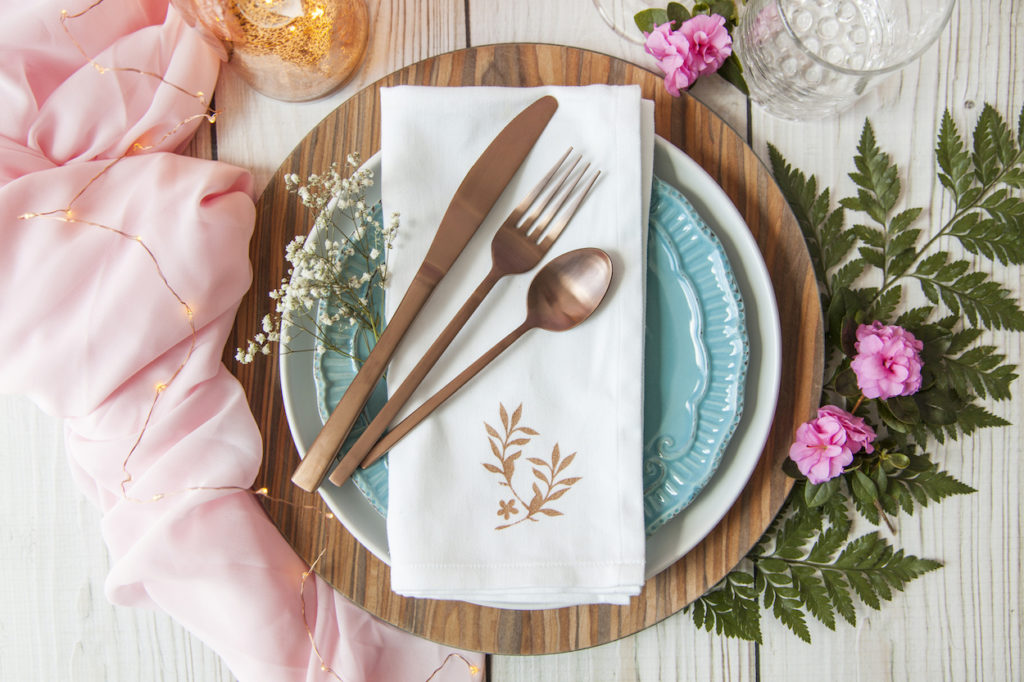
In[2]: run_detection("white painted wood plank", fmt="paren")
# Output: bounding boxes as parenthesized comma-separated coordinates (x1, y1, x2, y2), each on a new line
(0, 395, 235, 682)
(753, 1, 1024, 680)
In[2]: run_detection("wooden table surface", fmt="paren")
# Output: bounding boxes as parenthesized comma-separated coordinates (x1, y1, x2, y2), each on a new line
(2, 1, 1021, 680)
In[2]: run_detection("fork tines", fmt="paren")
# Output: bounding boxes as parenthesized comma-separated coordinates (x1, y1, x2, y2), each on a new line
(515, 147, 601, 247)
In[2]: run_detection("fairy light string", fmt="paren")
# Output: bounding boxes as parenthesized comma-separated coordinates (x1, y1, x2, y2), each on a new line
(20, 2, 479, 679)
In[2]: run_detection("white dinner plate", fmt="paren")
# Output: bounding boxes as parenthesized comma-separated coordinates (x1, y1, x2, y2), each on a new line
(279, 135, 782, 584)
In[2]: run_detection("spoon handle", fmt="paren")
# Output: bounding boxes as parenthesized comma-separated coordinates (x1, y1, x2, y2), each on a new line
(359, 321, 533, 466)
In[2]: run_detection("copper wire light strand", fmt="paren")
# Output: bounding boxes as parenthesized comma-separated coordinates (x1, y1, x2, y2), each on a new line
(60, 5, 211, 107)
(301, 548, 345, 681)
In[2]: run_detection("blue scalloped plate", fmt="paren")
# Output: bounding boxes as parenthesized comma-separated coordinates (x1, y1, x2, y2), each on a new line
(313, 175, 747, 535)
(642, 177, 747, 534)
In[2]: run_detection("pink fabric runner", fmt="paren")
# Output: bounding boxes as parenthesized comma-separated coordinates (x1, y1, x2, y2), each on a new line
(0, 2, 481, 680)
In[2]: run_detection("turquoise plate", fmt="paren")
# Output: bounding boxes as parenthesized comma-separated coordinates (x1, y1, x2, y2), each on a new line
(314, 176, 748, 534)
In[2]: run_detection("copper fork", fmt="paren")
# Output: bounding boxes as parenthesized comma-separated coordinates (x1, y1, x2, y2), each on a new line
(328, 148, 600, 486)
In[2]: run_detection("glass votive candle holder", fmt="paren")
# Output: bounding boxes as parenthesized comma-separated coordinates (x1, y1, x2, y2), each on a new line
(173, 0, 370, 102)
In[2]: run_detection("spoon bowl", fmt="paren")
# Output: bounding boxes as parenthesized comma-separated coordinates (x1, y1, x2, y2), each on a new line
(527, 247, 613, 332)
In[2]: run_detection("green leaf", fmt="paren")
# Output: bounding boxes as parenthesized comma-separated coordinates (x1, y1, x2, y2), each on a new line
(947, 212, 1024, 265)
(936, 109, 973, 202)
(953, 402, 1012, 435)
(791, 564, 835, 629)
(888, 207, 923, 236)
(849, 470, 880, 523)
(860, 246, 885, 269)
(940, 344, 1018, 400)
(869, 284, 902, 322)
(634, 8, 669, 32)
(805, 478, 841, 507)
(768, 144, 828, 287)
(821, 570, 857, 626)
(822, 208, 856, 270)
(715, 54, 749, 95)
(774, 508, 820, 560)
(912, 267, 1024, 330)
(981, 188, 1024, 220)
(1018, 102, 1024, 146)
(847, 119, 901, 224)
(806, 526, 848, 564)
(687, 571, 763, 642)
(973, 104, 1018, 184)
(883, 459, 975, 514)
(831, 258, 865, 294)
(896, 306, 933, 328)
(704, 0, 739, 22)
(666, 2, 691, 26)
(854, 223, 885, 248)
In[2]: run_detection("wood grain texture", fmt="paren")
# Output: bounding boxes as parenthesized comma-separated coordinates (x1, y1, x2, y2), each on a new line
(224, 43, 823, 655)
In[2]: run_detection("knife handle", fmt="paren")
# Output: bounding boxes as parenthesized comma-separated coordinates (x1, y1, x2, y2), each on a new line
(291, 274, 436, 491)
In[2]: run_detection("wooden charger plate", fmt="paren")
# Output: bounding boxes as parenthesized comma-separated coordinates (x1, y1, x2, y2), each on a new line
(227, 44, 823, 655)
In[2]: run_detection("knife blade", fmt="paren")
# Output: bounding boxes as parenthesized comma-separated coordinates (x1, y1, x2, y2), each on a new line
(291, 94, 558, 491)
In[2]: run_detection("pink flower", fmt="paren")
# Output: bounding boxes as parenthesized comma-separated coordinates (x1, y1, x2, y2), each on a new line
(789, 405, 874, 484)
(643, 22, 699, 95)
(817, 405, 876, 454)
(789, 409, 856, 484)
(643, 15, 732, 96)
(678, 13, 733, 75)
(850, 321, 925, 399)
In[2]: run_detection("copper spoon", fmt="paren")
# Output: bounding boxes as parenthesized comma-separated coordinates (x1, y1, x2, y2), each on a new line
(358, 247, 613, 468)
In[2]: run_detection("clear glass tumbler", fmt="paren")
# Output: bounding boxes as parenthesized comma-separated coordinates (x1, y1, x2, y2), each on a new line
(734, 0, 955, 119)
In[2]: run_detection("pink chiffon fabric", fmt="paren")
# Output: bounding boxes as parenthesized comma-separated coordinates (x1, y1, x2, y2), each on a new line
(0, 2, 481, 680)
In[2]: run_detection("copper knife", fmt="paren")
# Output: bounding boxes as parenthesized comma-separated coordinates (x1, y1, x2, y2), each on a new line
(291, 94, 559, 491)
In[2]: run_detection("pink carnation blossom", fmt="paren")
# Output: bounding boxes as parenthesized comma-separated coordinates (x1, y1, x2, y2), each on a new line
(818, 405, 876, 454)
(678, 13, 733, 75)
(643, 22, 699, 95)
(850, 321, 925, 399)
(789, 405, 875, 484)
(643, 14, 732, 96)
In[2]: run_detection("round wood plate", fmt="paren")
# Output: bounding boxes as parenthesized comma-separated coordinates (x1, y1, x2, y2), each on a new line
(226, 44, 823, 655)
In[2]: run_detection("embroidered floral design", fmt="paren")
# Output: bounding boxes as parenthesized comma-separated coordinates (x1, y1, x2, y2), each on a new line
(482, 403, 582, 530)
(497, 499, 518, 520)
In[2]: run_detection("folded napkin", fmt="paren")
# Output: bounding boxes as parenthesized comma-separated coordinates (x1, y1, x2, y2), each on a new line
(380, 85, 653, 607)
(0, 2, 479, 679)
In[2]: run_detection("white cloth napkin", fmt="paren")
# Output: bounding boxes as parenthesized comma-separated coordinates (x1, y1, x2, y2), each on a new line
(380, 85, 653, 607)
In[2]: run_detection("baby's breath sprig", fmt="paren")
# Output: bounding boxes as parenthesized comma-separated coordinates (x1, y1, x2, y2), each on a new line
(236, 154, 399, 365)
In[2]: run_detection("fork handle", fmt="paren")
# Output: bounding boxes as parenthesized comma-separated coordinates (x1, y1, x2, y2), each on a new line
(361, 321, 534, 466)
(291, 275, 436, 492)
(327, 267, 503, 487)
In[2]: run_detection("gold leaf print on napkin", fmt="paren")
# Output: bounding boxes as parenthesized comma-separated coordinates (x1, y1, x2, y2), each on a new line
(482, 402, 581, 531)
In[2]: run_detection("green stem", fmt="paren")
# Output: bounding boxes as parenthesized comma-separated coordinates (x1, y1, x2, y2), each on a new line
(748, 555, 879, 574)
